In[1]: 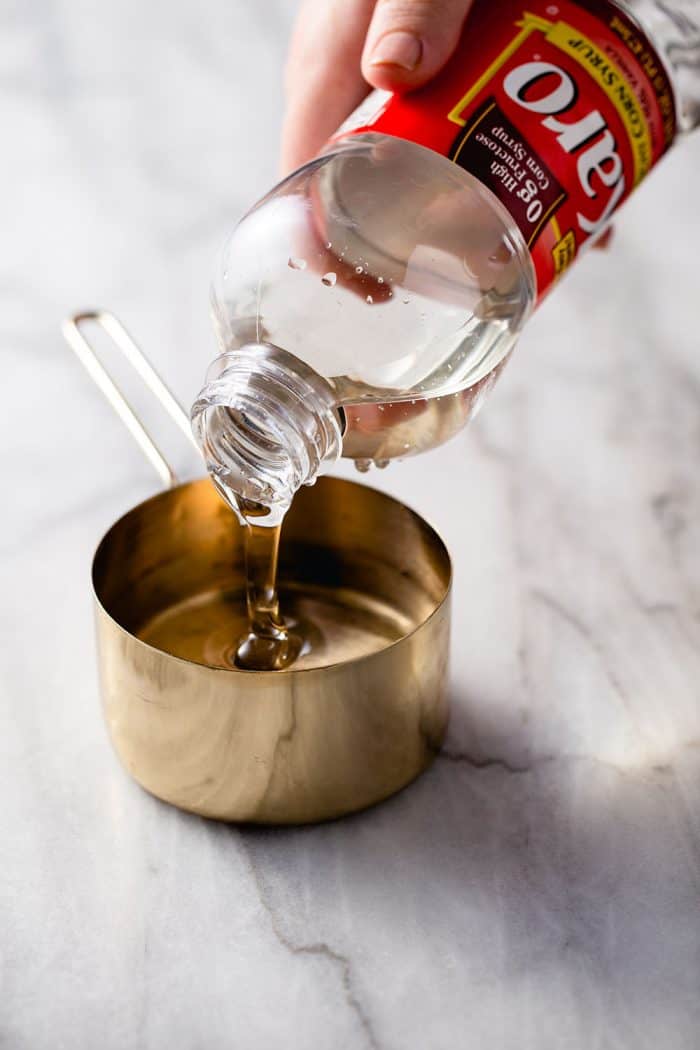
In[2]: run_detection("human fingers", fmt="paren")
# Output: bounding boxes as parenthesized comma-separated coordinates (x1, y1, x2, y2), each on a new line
(361, 0, 474, 91)
(281, 0, 375, 175)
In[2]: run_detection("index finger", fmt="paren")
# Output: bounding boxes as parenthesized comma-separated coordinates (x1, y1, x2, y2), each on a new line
(281, 0, 375, 175)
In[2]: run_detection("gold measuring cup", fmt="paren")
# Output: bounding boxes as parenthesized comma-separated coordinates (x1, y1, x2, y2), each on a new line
(64, 311, 451, 824)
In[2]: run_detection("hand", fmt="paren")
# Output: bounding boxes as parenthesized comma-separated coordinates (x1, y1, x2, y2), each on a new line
(281, 0, 474, 174)
(281, 0, 614, 246)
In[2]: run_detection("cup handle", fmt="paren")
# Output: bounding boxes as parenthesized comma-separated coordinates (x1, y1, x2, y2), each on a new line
(62, 310, 199, 490)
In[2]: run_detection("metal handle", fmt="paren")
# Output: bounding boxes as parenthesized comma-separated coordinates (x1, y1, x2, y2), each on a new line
(62, 310, 199, 489)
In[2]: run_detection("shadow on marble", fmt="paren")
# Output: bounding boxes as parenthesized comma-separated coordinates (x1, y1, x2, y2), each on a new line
(224, 683, 699, 1045)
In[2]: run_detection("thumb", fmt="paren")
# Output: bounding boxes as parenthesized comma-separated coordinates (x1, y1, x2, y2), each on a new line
(362, 0, 473, 92)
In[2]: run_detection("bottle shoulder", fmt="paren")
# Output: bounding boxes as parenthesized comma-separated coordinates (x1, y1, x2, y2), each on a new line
(213, 132, 534, 405)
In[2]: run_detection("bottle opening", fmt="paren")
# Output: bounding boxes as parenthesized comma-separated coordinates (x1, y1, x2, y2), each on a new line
(191, 343, 343, 526)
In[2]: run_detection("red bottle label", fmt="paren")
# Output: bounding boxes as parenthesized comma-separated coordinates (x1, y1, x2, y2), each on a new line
(337, 0, 675, 301)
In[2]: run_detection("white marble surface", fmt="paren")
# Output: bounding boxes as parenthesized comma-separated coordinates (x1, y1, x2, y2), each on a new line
(3, 2, 700, 1047)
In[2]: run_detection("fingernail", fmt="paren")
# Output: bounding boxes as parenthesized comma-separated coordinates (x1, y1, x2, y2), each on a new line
(369, 31, 422, 71)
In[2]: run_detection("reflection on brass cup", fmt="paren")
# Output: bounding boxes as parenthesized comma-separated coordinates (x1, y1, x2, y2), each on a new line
(65, 311, 451, 825)
(94, 477, 451, 823)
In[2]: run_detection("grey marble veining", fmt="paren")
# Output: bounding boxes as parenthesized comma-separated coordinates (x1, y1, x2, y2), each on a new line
(2, 1, 700, 1047)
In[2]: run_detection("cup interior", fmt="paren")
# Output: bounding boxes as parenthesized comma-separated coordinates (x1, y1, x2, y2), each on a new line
(93, 476, 451, 671)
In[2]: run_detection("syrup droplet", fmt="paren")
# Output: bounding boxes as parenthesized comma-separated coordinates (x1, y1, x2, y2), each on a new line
(354, 458, 372, 473)
(366, 295, 373, 304)
(375, 459, 390, 469)
(321, 272, 337, 287)
(378, 276, 384, 284)
(288, 257, 306, 270)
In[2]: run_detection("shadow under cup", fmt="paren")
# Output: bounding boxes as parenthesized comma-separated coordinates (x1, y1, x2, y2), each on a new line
(92, 475, 451, 824)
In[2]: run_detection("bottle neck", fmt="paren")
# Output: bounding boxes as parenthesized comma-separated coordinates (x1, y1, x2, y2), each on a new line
(191, 343, 343, 527)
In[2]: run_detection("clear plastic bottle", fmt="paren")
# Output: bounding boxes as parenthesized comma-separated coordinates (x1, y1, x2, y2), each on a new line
(192, 0, 700, 526)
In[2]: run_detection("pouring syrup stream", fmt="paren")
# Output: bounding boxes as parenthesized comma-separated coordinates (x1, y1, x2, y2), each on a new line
(234, 500, 301, 671)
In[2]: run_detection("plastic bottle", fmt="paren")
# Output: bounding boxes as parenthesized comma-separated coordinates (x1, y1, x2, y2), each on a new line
(192, 0, 700, 526)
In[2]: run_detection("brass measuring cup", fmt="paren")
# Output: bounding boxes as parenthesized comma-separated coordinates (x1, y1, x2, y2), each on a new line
(64, 311, 451, 824)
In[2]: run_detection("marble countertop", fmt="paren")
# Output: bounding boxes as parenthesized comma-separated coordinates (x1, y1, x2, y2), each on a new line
(3, 1, 700, 1047)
